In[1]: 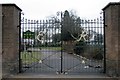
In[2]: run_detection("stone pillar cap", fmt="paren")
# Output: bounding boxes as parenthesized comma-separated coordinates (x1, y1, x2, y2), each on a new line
(102, 2, 120, 11)
(1, 3, 22, 11)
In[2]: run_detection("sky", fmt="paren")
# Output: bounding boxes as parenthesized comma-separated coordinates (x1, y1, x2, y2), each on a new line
(1, 0, 120, 19)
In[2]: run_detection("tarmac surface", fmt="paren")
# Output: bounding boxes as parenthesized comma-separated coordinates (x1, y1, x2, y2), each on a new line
(22, 48, 104, 74)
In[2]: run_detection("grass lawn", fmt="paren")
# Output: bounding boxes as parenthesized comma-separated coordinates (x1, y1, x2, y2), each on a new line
(21, 47, 61, 65)
(21, 51, 41, 65)
(41, 47, 61, 51)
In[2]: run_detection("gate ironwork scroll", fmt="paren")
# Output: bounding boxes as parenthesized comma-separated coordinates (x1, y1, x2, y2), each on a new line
(20, 13, 105, 74)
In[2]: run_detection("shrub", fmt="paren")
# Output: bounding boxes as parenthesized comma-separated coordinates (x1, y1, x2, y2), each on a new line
(74, 40, 86, 55)
(20, 44, 24, 52)
(86, 44, 104, 60)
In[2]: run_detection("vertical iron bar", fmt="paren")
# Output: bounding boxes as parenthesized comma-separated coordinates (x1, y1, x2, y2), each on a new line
(103, 11, 106, 73)
(95, 18, 98, 72)
(19, 12, 22, 73)
(60, 12, 63, 73)
(31, 19, 33, 72)
(39, 20, 41, 72)
(36, 20, 38, 72)
(24, 19, 27, 69)
(100, 16, 104, 73)
(34, 20, 37, 72)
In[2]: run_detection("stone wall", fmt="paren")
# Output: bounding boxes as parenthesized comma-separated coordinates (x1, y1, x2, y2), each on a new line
(103, 2, 120, 77)
(1, 4, 22, 78)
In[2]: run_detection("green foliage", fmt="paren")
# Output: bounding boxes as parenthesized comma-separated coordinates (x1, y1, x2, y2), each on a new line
(52, 33, 61, 43)
(74, 40, 86, 55)
(21, 51, 41, 65)
(94, 34, 103, 43)
(23, 30, 35, 39)
(61, 10, 82, 41)
(41, 47, 61, 51)
(84, 44, 104, 60)
(92, 45, 104, 60)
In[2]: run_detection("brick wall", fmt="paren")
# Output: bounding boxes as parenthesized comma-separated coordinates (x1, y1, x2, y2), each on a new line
(103, 2, 120, 77)
(1, 4, 21, 78)
(0, 4, 2, 80)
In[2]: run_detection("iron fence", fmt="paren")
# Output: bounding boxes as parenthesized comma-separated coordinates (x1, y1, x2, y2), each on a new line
(20, 15, 105, 74)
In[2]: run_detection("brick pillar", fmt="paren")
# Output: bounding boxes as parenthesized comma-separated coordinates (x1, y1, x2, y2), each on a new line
(1, 4, 22, 78)
(103, 2, 120, 77)
(0, 4, 2, 80)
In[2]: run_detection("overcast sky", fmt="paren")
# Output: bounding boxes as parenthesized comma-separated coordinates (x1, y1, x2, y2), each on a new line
(1, 0, 120, 19)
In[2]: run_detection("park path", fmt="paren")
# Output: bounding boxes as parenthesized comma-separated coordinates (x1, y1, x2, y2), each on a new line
(23, 48, 104, 74)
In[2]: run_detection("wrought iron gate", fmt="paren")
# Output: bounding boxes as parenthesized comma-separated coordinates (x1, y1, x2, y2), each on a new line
(20, 13, 105, 74)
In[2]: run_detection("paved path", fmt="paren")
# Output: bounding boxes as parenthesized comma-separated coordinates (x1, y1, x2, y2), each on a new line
(23, 48, 104, 74)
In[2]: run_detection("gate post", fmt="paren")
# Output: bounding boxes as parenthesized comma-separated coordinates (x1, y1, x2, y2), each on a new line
(1, 4, 22, 78)
(103, 2, 120, 77)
